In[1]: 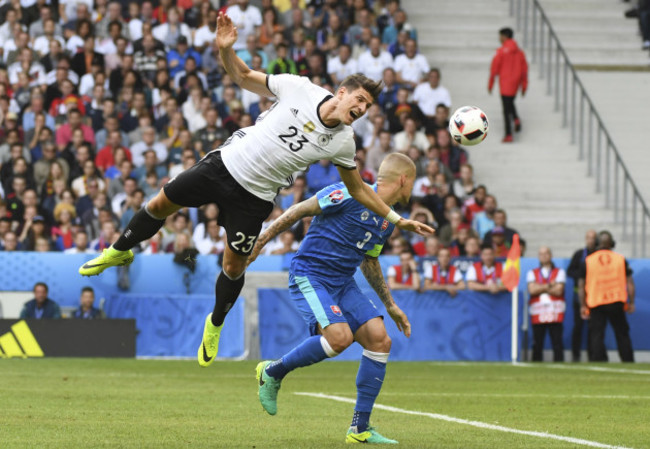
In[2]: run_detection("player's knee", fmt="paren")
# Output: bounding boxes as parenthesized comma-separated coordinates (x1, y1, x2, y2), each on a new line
(326, 328, 353, 353)
(222, 261, 246, 279)
(380, 334, 392, 353)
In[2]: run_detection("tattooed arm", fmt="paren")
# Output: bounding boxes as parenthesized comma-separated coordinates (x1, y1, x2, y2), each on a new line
(248, 196, 321, 265)
(360, 255, 412, 337)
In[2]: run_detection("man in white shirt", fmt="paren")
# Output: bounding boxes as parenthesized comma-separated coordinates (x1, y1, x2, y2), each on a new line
(226, 0, 262, 51)
(393, 116, 429, 153)
(79, 11, 432, 367)
(357, 36, 394, 81)
(413, 68, 452, 118)
(130, 127, 168, 167)
(327, 44, 358, 86)
(394, 39, 430, 89)
(194, 9, 218, 52)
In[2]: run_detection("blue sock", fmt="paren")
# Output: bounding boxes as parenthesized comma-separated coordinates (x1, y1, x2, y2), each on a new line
(266, 335, 336, 380)
(351, 350, 388, 433)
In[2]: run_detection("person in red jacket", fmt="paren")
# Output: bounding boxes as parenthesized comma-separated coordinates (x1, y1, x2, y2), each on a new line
(488, 27, 528, 143)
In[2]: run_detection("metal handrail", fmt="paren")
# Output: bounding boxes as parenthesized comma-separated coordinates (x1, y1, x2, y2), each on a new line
(511, 0, 650, 257)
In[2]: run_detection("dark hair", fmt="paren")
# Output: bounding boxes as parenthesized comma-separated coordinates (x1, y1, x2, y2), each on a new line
(81, 286, 94, 295)
(339, 73, 383, 102)
(34, 282, 48, 292)
(481, 244, 494, 252)
(499, 27, 513, 39)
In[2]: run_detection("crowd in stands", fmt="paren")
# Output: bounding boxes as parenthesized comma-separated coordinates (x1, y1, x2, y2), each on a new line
(0, 0, 521, 275)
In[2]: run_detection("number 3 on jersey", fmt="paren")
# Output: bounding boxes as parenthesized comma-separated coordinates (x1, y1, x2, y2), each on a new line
(278, 126, 308, 152)
(232, 232, 257, 254)
(356, 232, 372, 249)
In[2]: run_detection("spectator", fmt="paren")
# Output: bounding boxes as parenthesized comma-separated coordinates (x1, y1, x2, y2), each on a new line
(381, 8, 417, 46)
(133, 149, 168, 187)
(64, 230, 95, 254)
(194, 218, 225, 255)
(483, 209, 519, 248)
(19, 214, 51, 251)
(277, 175, 307, 211)
(437, 208, 463, 247)
(55, 108, 95, 152)
(266, 230, 300, 255)
(153, 7, 192, 50)
(451, 163, 476, 203)
(413, 68, 451, 123)
(464, 184, 487, 224)
(91, 219, 120, 251)
(51, 202, 76, 251)
(71, 35, 104, 79)
(472, 194, 497, 240)
(168, 36, 201, 78)
(466, 246, 507, 294)
(32, 143, 70, 193)
(267, 42, 298, 75)
(527, 246, 566, 362)
(488, 27, 528, 143)
(194, 8, 218, 52)
(387, 250, 421, 291)
(347, 7, 377, 48)
(386, 87, 423, 133)
(412, 159, 444, 198)
(366, 129, 395, 174)
(1, 230, 20, 251)
(393, 116, 428, 153)
(489, 227, 510, 258)
(195, 108, 229, 154)
(566, 229, 598, 362)
(111, 176, 138, 217)
(578, 230, 635, 362)
(131, 126, 168, 168)
(357, 35, 394, 81)
(96, 130, 133, 173)
(422, 247, 465, 296)
(435, 128, 468, 178)
(327, 44, 357, 86)
(226, 0, 262, 52)
(305, 160, 341, 196)
(72, 286, 104, 319)
(394, 39, 430, 90)
(19, 282, 61, 319)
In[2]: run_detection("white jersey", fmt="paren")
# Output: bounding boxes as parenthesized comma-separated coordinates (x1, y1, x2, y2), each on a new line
(219, 74, 357, 202)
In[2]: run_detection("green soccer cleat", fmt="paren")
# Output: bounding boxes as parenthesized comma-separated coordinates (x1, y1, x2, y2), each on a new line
(197, 313, 223, 367)
(256, 360, 282, 415)
(78, 247, 134, 277)
(346, 427, 398, 444)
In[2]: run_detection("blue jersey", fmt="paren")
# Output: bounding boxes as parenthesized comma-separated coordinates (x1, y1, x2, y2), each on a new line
(291, 182, 396, 283)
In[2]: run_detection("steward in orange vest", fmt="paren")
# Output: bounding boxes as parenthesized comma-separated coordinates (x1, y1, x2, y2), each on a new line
(578, 231, 635, 362)
(422, 248, 466, 296)
(526, 246, 565, 362)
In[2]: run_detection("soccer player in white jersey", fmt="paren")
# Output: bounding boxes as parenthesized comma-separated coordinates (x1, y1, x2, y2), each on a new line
(78, 12, 433, 367)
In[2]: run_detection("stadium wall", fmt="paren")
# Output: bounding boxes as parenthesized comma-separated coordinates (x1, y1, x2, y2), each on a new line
(0, 253, 648, 361)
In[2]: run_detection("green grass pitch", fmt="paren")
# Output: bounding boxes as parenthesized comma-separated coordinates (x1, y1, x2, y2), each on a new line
(1, 359, 649, 448)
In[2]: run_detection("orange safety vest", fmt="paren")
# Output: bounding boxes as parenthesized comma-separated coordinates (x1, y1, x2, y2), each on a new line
(529, 267, 565, 324)
(473, 261, 502, 284)
(430, 264, 458, 285)
(391, 265, 414, 286)
(585, 250, 628, 308)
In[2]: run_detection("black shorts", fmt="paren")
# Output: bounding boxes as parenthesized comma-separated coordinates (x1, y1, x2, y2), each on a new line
(163, 151, 274, 255)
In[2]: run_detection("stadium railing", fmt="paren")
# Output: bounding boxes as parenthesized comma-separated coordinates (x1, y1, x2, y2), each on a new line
(510, 0, 650, 257)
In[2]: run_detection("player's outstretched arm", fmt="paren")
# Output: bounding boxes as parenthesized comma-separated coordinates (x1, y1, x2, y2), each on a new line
(247, 196, 322, 265)
(337, 166, 434, 238)
(360, 256, 411, 338)
(217, 12, 273, 98)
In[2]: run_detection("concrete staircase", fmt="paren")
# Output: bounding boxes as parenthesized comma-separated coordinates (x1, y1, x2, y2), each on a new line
(401, 0, 647, 257)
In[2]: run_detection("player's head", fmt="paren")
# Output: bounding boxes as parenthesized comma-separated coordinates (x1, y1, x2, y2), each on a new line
(336, 74, 383, 125)
(377, 153, 416, 206)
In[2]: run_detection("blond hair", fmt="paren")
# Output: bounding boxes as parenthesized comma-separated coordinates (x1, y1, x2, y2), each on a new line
(377, 153, 416, 182)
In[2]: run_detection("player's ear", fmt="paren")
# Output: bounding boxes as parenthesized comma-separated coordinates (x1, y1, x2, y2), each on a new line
(336, 86, 346, 99)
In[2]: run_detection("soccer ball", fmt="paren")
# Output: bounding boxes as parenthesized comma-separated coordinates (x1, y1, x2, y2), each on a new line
(448, 106, 489, 146)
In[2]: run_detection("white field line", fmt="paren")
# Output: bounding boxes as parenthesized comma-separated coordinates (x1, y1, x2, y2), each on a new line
(295, 392, 636, 449)
(376, 392, 650, 400)
(509, 362, 650, 375)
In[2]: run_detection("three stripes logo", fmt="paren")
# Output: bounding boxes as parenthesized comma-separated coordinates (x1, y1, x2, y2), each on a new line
(0, 321, 44, 358)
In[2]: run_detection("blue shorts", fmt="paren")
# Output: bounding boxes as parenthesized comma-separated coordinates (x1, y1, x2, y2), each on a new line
(289, 273, 383, 336)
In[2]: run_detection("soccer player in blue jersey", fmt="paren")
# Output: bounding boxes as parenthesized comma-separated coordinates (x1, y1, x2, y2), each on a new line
(248, 153, 416, 444)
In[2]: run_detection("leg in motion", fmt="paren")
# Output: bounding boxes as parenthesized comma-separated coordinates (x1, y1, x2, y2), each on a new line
(79, 190, 180, 276)
(198, 246, 249, 367)
(346, 318, 397, 444)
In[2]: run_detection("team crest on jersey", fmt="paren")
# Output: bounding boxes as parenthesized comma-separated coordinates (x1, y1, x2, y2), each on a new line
(329, 190, 344, 203)
(360, 211, 369, 221)
(317, 134, 332, 146)
(303, 121, 316, 133)
(330, 305, 342, 316)
(381, 220, 389, 231)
